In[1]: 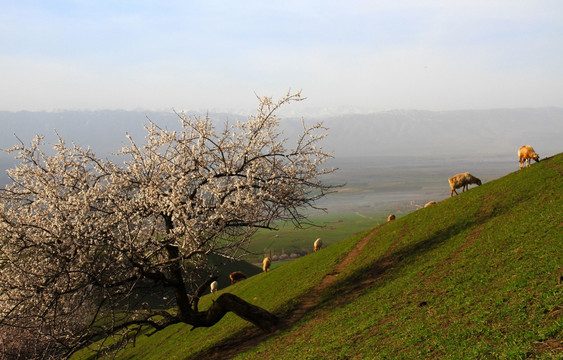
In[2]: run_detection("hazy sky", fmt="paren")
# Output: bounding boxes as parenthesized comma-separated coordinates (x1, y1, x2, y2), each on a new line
(1, 1, 562, 113)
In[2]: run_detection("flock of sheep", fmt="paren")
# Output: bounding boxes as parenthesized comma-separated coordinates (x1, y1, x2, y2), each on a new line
(210, 237, 323, 294)
(211, 145, 540, 294)
(386, 145, 541, 222)
(447, 144, 539, 197)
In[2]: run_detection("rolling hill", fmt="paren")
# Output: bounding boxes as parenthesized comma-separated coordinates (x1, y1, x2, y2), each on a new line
(75, 153, 562, 359)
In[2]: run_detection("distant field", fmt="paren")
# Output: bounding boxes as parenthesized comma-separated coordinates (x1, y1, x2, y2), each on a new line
(244, 156, 517, 264)
(245, 211, 386, 263)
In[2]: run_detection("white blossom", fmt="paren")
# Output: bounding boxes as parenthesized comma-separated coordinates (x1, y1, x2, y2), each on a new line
(0, 92, 335, 359)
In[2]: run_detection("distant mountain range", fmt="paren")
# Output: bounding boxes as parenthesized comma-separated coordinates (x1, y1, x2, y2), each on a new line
(319, 107, 563, 158)
(1, 107, 562, 184)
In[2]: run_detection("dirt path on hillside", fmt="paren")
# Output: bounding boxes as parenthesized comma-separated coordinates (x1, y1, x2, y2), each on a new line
(191, 226, 382, 360)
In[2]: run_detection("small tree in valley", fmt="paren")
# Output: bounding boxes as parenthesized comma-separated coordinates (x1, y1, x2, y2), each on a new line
(0, 92, 335, 359)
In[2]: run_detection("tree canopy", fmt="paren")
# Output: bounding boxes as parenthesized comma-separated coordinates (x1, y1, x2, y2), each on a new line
(0, 92, 335, 359)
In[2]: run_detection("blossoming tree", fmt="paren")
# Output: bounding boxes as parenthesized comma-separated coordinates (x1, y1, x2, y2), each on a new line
(0, 92, 335, 358)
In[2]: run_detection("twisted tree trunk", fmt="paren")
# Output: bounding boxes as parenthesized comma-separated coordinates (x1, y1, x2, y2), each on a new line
(187, 277, 279, 332)
(162, 216, 278, 332)
(191, 293, 279, 332)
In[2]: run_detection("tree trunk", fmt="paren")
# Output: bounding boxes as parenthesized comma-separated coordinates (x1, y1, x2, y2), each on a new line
(160, 215, 278, 332)
(191, 293, 279, 332)
(162, 214, 194, 322)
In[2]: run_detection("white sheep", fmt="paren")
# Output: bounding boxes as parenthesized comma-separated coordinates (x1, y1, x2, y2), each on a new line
(210, 280, 218, 294)
(448, 172, 482, 197)
(262, 256, 271, 272)
(314, 238, 323, 252)
(518, 145, 540, 169)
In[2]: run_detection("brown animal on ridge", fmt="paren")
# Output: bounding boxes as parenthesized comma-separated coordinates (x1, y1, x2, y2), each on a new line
(387, 214, 395, 222)
(424, 201, 436, 208)
(448, 172, 482, 197)
(229, 271, 247, 284)
(518, 145, 540, 169)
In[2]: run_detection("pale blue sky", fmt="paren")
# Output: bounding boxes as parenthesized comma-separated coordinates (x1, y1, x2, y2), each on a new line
(1, 0, 562, 113)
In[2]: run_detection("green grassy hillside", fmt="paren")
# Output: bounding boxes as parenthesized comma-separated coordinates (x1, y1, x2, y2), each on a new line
(75, 153, 562, 360)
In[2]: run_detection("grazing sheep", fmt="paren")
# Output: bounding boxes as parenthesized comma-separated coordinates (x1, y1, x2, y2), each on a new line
(518, 145, 540, 169)
(387, 214, 395, 222)
(448, 172, 482, 197)
(424, 201, 436, 208)
(262, 257, 271, 272)
(229, 271, 247, 284)
(314, 238, 323, 252)
(210, 280, 218, 294)
(461, 173, 482, 192)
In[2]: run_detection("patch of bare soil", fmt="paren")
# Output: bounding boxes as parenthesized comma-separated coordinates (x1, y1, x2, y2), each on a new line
(188, 226, 384, 360)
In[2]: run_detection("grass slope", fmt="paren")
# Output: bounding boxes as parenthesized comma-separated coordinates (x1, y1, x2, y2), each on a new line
(75, 153, 562, 360)
(236, 154, 562, 359)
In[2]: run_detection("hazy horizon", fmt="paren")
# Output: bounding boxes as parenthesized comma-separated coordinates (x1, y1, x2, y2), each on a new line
(1, 107, 560, 214)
